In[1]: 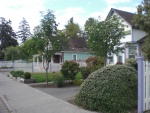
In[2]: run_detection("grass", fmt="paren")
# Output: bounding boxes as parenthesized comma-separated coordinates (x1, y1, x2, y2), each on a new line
(31, 72, 83, 83)
(31, 72, 61, 83)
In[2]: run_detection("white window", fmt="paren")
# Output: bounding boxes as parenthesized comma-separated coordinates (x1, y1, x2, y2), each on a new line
(118, 56, 122, 62)
(108, 56, 113, 63)
(72, 54, 77, 61)
(129, 47, 136, 58)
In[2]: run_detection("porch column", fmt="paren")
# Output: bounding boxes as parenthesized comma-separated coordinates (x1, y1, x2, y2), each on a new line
(137, 43, 142, 56)
(137, 56, 144, 113)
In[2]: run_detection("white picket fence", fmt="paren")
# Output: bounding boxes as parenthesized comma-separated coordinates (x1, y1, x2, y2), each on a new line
(144, 61, 150, 111)
(0, 60, 87, 73)
(0, 61, 62, 72)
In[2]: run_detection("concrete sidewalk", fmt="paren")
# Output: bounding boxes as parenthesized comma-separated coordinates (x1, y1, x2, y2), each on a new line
(0, 72, 96, 113)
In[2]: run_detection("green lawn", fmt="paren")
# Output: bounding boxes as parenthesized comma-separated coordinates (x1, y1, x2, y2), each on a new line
(31, 72, 82, 83)
(31, 72, 61, 83)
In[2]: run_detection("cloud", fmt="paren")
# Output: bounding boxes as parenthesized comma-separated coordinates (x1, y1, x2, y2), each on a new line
(55, 7, 87, 30)
(54, 5, 137, 31)
(103, 0, 130, 4)
(0, 0, 46, 32)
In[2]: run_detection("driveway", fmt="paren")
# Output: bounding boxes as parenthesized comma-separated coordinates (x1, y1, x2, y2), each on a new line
(34, 86, 80, 101)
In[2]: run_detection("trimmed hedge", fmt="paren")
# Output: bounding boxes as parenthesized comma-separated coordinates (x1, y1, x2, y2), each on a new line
(24, 72, 31, 79)
(10, 70, 24, 78)
(75, 65, 137, 113)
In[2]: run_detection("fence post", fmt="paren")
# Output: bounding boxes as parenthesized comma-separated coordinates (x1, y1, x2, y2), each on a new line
(137, 57, 144, 113)
(32, 62, 34, 73)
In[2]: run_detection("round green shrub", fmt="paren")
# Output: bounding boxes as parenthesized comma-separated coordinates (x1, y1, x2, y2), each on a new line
(75, 65, 137, 113)
(24, 72, 31, 79)
(61, 61, 80, 81)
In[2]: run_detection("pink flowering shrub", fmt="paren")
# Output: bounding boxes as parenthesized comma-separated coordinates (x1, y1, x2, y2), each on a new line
(81, 56, 104, 79)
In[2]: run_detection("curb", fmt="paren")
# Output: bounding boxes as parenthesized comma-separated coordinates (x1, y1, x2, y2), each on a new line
(0, 95, 16, 113)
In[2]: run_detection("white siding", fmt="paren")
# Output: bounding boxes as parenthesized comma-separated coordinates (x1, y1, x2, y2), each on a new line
(132, 29, 146, 41)
(120, 34, 132, 43)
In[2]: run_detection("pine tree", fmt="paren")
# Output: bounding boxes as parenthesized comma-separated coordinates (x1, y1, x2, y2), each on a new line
(0, 17, 18, 59)
(17, 17, 31, 43)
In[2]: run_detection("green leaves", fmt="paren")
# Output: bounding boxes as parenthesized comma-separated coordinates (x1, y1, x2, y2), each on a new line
(85, 16, 125, 64)
(65, 22, 81, 38)
(132, 0, 150, 61)
(75, 65, 137, 113)
(61, 61, 80, 81)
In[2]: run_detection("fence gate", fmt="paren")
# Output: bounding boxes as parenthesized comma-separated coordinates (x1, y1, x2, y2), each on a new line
(144, 61, 150, 111)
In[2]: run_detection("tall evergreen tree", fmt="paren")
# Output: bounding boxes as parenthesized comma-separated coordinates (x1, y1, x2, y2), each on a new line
(0, 17, 18, 59)
(17, 17, 31, 43)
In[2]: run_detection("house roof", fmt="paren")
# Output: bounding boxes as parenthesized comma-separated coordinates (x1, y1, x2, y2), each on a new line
(62, 37, 90, 53)
(137, 36, 146, 43)
(106, 8, 135, 26)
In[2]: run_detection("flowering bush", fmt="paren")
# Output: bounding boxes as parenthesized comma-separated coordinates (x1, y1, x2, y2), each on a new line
(61, 60, 80, 82)
(81, 56, 104, 79)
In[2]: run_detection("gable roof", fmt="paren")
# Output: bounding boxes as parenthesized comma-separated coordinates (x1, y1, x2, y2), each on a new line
(106, 8, 135, 26)
(62, 37, 90, 52)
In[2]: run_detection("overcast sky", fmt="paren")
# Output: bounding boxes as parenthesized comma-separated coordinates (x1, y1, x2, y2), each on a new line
(0, 0, 142, 33)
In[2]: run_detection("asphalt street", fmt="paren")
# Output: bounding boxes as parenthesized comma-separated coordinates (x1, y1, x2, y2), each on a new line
(34, 86, 80, 101)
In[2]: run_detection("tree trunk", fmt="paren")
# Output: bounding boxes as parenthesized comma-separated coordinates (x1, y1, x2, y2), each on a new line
(46, 69, 48, 86)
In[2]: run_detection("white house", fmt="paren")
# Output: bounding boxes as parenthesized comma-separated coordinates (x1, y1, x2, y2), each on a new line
(106, 8, 146, 64)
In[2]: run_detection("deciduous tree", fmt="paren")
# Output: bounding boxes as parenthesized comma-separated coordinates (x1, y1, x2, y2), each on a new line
(65, 18, 81, 38)
(4, 46, 20, 61)
(85, 16, 125, 65)
(132, 0, 150, 60)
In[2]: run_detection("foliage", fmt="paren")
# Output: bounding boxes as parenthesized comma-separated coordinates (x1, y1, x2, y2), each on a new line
(24, 72, 31, 79)
(81, 56, 104, 79)
(80, 67, 91, 79)
(86, 56, 104, 69)
(75, 65, 137, 113)
(125, 58, 138, 70)
(17, 17, 31, 44)
(19, 38, 39, 60)
(85, 16, 125, 65)
(53, 74, 64, 87)
(132, 0, 150, 61)
(10, 71, 15, 75)
(40, 9, 63, 86)
(4, 46, 20, 61)
(0, 17, 18, 60)
(73, 72, 83, 86)
(11, 70, 24, 78)
(61, 61, 80, 81)
(65, 19, 81, 38)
